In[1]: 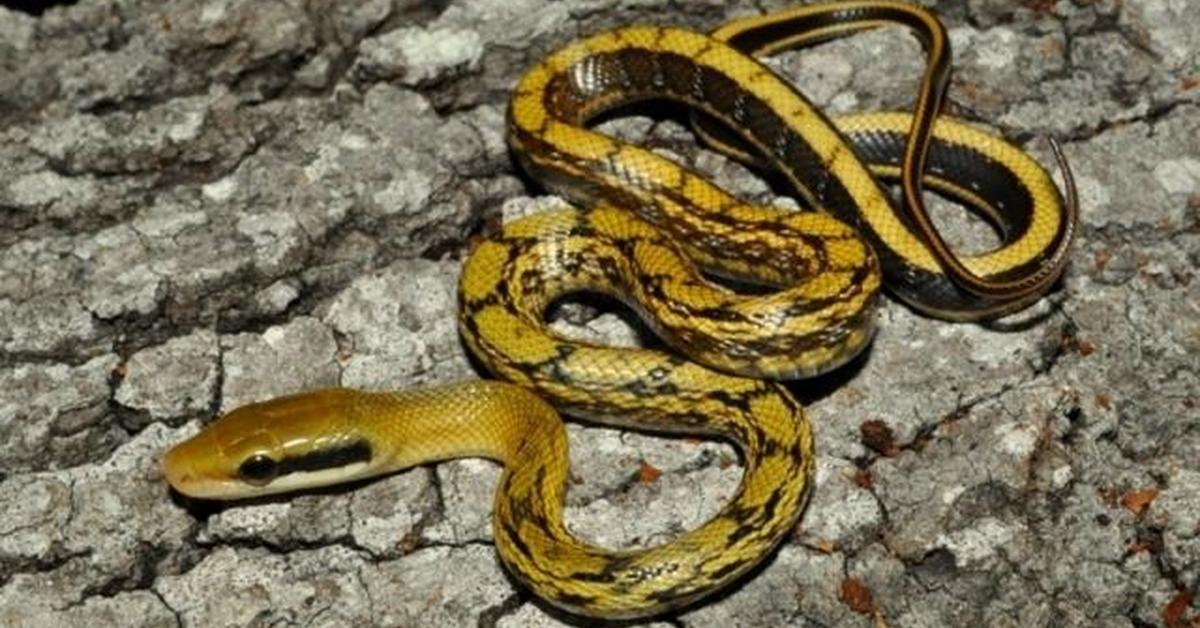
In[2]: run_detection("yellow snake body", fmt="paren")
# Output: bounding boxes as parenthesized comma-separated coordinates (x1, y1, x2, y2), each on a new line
(456, 206, 822, 615)
(163, 1, 1078, 619)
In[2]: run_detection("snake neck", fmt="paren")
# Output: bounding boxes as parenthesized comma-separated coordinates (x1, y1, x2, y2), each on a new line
(354, 383, 567, 472)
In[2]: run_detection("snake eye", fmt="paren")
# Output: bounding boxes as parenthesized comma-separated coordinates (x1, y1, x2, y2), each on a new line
(238, 454, 279, 486)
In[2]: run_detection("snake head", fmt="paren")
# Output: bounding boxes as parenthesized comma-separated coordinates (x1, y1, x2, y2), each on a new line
(162, 389, 375, 500)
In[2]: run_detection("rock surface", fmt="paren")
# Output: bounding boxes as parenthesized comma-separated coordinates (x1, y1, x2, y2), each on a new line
(1, 0, 1197, 626)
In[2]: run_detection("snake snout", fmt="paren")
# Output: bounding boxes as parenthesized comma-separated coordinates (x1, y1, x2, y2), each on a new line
(161, 440, 203, 496)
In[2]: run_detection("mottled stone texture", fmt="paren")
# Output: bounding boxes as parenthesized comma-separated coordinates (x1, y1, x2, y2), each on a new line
(1, 0, 1197, 626)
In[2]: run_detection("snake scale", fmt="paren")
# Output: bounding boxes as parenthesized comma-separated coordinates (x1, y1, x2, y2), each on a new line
(163, 1, 1077, 619)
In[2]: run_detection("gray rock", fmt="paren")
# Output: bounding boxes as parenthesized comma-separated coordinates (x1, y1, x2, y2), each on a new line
(349, 470, 433, 558)
(356, 26, 484, 86)
(426, 459, 500, 545)
(1121, 0, 1200, 74)
(681, 547, 855, 626)
(498, 604, 674, 628)
(323, 258, 471, 388)
(361, 544, 513, 625)
(0, 590, 177, 628)
(0, 424, 194, 626)
(155, 545, 369, 626)
(1151, 468, 1200, 584)
(1, 0, 1196, 626)
(115, 329, 220, 422)
(220, 316, 341, 409)
(0, 293, 99, 356)
(1, 354, 119, 472)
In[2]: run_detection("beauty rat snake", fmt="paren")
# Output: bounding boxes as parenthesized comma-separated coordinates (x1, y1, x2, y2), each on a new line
(163, 1, 1077, 619)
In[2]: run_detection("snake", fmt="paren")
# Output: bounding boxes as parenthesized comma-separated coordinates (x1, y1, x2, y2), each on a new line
(162, 1, 1078, 620)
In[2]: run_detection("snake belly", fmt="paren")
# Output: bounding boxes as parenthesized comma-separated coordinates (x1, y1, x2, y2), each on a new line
(162, 1, 1079, 621)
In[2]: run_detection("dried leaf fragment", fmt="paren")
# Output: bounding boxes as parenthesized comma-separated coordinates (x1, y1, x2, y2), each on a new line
(839, 577, 875, 615)
(1163, 590, 1195, 628)
(860, 420, 899, 457)
(638, 461, 661, 484)
(1120, 488, 1159, 516)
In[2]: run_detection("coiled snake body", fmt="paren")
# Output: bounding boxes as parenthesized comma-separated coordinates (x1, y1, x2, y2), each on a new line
(163, 1, 1077, 619)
